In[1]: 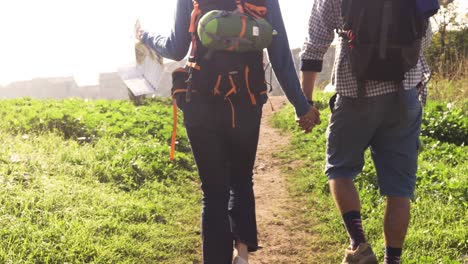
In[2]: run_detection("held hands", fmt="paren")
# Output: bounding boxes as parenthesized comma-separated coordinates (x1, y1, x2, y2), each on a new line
(297, 106, 321, 133)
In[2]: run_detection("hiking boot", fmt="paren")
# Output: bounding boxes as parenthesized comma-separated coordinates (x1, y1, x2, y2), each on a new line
(342, 243, 378, 264)
(233, 256, 249, 264)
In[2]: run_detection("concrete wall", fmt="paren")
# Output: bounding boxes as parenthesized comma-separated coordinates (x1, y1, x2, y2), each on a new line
(0, 73, 129, 100)
(0, 48, 336, 100)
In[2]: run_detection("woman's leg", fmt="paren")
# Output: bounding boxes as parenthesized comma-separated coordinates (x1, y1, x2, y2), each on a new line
(227, 102, 263, 259)
(183, 97, 234, 264)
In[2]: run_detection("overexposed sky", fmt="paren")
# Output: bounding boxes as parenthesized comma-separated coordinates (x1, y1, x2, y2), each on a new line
(0, 0, 312, 86)
(2, 0, 465, 86)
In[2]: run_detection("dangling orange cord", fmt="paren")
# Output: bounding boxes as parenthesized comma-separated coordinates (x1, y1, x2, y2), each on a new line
(170, 99, 178, 161)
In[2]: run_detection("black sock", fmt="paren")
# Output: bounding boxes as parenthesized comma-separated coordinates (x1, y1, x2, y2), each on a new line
(384, 247, 402, 264)
(342, 211, 366, 249)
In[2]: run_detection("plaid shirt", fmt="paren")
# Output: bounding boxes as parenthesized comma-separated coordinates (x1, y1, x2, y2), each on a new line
(300, 0, 432, 105)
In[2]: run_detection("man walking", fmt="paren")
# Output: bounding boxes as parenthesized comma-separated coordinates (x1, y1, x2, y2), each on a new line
(300, 0, 435, 263)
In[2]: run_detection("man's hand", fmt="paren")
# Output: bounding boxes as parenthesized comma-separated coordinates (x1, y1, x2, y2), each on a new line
(297, 106, 321, 133)
(299, 71, 320, 133)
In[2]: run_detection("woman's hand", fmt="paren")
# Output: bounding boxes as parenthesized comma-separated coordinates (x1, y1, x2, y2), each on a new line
(135, 19, 144, 41)
(297, 106, 321, 133)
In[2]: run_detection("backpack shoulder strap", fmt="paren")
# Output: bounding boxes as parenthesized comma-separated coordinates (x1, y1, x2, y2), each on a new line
(244, 1, 267, 18)
(187, 0, 248, 69)
(187, 0, 202, 70)
(189, 0, 201, 35)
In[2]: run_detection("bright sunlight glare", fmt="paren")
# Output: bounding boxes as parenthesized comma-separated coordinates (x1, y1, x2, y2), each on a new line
(0, 0, 311, 86)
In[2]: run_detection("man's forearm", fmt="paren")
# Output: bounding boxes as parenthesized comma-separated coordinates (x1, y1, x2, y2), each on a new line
(301, 71, 318, 101)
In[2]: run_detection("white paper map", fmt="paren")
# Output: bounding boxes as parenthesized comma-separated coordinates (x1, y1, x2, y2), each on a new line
(119, 42, 165, 97)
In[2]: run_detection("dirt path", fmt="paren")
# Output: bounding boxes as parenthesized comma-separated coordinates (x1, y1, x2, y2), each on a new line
(249, 97, 319, 264)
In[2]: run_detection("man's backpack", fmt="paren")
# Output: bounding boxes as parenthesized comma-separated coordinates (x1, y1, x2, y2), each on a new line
(339, 0, 429, 84)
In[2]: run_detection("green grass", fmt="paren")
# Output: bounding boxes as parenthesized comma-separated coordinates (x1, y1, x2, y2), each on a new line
(271, 91, 468, 263)
(0, 98, 201, 263)
(427, 78, 468, 112)
(1, 84, 466, 263)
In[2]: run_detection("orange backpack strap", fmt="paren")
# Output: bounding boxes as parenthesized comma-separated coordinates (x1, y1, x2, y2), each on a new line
(244, 65, 257, 105)
(170, 98, 178, 161)
(189, 0, 200, 34)
(236, 0, 247, 38)
(244, 2, 267, 18)
(188, 0, 202, 70)
(170, 87, 198, 161)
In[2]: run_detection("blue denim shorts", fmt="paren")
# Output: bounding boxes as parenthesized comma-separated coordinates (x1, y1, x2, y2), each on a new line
(325, 88, 422, 198)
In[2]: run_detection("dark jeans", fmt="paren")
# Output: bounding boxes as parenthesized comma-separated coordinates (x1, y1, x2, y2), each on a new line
(177, 94, 263, 264)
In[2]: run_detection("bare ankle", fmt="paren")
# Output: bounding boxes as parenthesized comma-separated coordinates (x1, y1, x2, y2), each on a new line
(235, 241, 249, 260)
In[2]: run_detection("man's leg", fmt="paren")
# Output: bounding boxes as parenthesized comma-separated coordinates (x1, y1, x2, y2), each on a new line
(329, 177, 378, 264)
(370, 88, 422, 264)
(384, 197, 410, 248)
(325, 94, 384, 263)
(329, 178, 361, 214)
(383, 197, 410, 264)
(326, 94, 379, 251)
(329, 178, 366, 250)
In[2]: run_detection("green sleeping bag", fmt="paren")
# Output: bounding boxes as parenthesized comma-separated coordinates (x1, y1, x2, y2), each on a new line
(198, 10, 274, 53)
